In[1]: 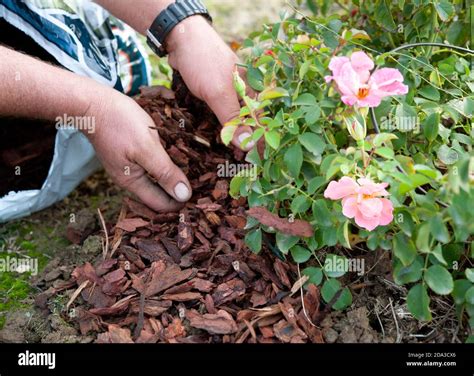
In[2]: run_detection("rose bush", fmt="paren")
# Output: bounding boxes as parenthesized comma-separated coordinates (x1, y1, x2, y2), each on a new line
(223, 0, 474, 340)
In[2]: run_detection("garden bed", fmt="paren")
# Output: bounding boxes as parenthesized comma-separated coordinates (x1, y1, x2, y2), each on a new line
(0, 77, 460, 344)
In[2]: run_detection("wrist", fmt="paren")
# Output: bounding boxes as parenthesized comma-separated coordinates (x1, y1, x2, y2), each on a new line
(77, 81, 122, 138)
(165, 15, 211, 53)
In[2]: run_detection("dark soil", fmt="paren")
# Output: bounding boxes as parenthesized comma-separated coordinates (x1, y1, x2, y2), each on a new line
(0, 119, 56, 196)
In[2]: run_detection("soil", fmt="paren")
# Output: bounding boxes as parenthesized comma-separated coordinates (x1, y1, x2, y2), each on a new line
(0, 119, 56, 196)
(0, 77, 463, 344)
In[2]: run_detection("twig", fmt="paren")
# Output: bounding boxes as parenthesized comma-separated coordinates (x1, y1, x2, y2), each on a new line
(296, 264, 318, 328)
(389, 298, 402, 343)
(243, 319, 257, 341)
(374, 299, 386, 341)
(110, 205, 127, 258)
(66, 280, 89, 310)
(97, 208, 109, 260)
(133, 292, 146, 340)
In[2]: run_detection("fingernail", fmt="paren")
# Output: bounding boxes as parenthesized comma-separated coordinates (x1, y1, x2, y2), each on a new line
(238, 132, 255, 149)
(174, 182, 190, 201)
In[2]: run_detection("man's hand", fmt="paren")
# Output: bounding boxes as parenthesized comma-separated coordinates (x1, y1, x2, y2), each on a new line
(166, 16, 255, 150)
(85, 91, 192, 212)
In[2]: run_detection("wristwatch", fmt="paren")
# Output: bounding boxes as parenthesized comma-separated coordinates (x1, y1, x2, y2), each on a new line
(146, 0, 212, 57)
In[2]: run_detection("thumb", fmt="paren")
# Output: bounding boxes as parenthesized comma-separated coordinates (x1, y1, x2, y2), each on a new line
(206, 82, 255, 152)
(136, 140, 193, 203)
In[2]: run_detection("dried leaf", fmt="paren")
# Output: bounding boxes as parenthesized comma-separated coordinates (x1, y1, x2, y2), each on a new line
(247, 206, 314, 237)
(116, 218, 149, 232)
(187, 309, 238, 334)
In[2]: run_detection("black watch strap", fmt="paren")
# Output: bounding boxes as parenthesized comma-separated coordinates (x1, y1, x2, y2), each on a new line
(146, 0, 212, 57)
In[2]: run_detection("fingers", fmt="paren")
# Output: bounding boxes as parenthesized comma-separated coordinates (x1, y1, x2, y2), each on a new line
(207, 86, 256, 152)
(232, 125, 255, 151)
(205, 66, 259, 152)
(126, 173, 185, 212)
(207, 80, 242, 127)
(135, 138, 193, 203)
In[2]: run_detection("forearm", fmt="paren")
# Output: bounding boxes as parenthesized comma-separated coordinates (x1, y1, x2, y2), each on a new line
(0, 45, 113, 122)
(94, 0, 174, 35)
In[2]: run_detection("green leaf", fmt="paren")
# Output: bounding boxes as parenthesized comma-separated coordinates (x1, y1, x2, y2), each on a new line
(247, 66, 264, 91)
(322, 227, 338, 247)
(324, 253, 348, 278)
(220, 125, 237, 146)
(416, 223, 431, 253)
(302, 266, 323, 285)
(307, 176, 325, 195)
(375, 147, 395, 159)
(229, 176, 244, 198)
(312, 199, 333, 227)
(429, 215, 450, 244)
(393, 256, 423, 285)
(437, 145, 459, 165)
(435, 1, 455, 21)
(431, 244, 448, 266)
(264, 130, 281, 149)
(291, 195, 311, 214)
(275, 233, 299, 254)
(422, 112, 440, 142)
(299, 60, 311, 80)
(414, 165, 438, 179)
(321, 29, 339, 49)
(245, 228, 262, 253)
(466, 268, 474, 283)
(298, 132, 326, 156)
(395, 210, 415, 237)
(284, 143, 303, 177)
(398, 173, 432, 194)
(452, 279, 472, 304)
(466, 287, 474, 305)
(407, 284, 432, 321)
(338, 221, 352, 249)
(258, 87, 289, 101)
(304, 105, 321, 125)
(293, 93, 317, 106)
(321, 279, 352, 311)
(374, 0, 397, 31)
(393, 232, 417, 266)
(373, 133, 398, 148)
(395, 103, 418, 132)
(424, 265, 454, 295)
(419, 86, 440, 101)
(290, 245, 312, 263)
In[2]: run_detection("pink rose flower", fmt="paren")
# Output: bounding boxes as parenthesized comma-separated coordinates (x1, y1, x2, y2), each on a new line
(325, 51, 408, 108)
(324, 176, 394, 231)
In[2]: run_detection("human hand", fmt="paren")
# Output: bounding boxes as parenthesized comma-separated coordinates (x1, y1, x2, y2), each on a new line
(84, 91, 192, 212)
(166, 16, 255, 151)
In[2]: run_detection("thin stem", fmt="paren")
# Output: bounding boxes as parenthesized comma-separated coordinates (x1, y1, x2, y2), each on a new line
(425, 5, 439, 58)
(334, 0, 349, 12)
(389, 42, 474, 56)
